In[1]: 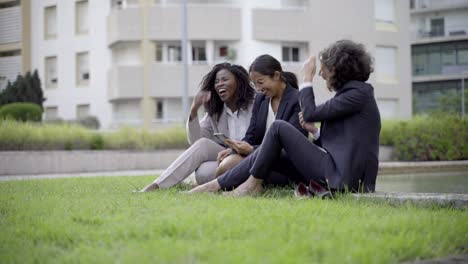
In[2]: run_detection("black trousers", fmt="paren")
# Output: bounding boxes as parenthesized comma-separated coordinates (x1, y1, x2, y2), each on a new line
(217, 147, 302, 190)
(250, 120, 334, 185)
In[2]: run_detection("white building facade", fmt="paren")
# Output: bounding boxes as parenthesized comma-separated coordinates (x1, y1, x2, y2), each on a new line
(27, 0, 412, 129)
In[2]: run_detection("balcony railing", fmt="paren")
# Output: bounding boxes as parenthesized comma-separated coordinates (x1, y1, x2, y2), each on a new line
(412, 26, 468, 41)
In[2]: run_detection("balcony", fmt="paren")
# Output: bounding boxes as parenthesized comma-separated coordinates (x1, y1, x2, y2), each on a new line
(108, 65, 143, 100)
(107, 5, 241, 46)
(107, 7, 143, 45)
(410, 0, 468, 14)
(108, 63, 212, 100)
(0, 6, 21, 45)
(411, 26, 468, 44)
(252, 8, 310, 42)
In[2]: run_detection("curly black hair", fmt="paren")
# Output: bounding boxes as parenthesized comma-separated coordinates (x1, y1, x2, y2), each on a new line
(319, 40, 374, 91)
(199, 63, 255, 121)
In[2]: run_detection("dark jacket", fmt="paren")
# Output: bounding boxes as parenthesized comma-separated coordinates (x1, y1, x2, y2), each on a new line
(243, 84, 307, 150)
(300, 81, 381, 192)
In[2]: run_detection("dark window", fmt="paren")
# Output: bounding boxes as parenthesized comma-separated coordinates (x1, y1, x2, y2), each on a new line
(156, 101, 163, 119)
(430, 18, 445, 37)
(219, 46, 228, 57)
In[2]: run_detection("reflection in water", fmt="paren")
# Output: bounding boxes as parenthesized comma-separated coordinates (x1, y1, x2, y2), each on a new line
(376, 171, 468, 194)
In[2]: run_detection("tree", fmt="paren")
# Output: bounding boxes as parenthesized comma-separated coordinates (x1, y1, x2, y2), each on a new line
(0, 70, 46, 109)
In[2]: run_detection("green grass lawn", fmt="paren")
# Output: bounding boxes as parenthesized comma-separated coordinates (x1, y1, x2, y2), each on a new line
(0, 176, 466, 264)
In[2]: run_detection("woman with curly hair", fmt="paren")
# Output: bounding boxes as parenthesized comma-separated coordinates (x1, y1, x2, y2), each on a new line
(140, 63, 255, 192)
(190, 39, 381, 195)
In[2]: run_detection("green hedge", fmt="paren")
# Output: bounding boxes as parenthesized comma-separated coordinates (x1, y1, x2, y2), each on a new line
(381, 115, 467, 161)
(0, 103, 42, 122)
(0, 120, 189, 151)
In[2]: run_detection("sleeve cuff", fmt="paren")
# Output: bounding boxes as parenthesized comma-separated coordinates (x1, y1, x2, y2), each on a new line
(312, 128, 320, 140)
(299, 82, 313, 90)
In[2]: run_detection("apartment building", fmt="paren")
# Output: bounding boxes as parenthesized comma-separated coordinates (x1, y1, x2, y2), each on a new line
(28, 0, 411, 129)
(0, 0, 30, 91)
(29, 0, 112, 124)
(410, 0, 468, 114)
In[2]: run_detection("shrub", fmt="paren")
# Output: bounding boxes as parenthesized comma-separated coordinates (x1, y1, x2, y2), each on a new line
(0, 103, 42, 122)
(0, 120, 188, 151)
(381, 115, 467, 161)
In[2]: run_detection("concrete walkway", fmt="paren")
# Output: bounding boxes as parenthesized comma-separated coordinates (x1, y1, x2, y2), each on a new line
(353, 192, 468, 209)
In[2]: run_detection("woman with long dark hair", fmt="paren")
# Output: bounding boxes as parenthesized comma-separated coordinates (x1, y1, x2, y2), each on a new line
(140, 63, 255, 192)
(190, 40, 381, 195)
(213, 54, 307, 188)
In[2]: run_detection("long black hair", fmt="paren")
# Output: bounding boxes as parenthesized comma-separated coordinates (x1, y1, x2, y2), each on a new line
(199, 63, 255, 121)
(319, 39, 374, 91)
(249, 54, 298, 89)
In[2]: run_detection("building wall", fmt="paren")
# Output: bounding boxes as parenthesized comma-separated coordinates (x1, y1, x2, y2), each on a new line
(30, 0, 112, 128)
(26, 0, 413, 130)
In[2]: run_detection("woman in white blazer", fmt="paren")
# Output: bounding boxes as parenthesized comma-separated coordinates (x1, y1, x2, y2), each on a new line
(140, 63, 255, 192)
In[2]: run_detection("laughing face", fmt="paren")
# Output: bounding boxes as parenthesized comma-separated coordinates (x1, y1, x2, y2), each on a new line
(249, 71, 281, 98)
(214, 69, 238, 105)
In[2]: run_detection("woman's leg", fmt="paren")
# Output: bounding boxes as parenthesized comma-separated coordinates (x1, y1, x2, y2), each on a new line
(215, 154, 245, 177)
(194, 161, 218, 185)
(140, 138, 225, 191)
(189, 143, 305, 194)
(232, 120, 330, 195)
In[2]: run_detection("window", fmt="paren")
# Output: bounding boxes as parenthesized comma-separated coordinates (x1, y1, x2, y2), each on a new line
(76, 104, 90, 119)
(427, 46, 441, 74)
(75, 0, 89, 35)
(441, 45, 455, 66)
(76, 52, 90, 86)
(375, 46, 397, 82)
(430, 18, 444, 37)
(412, 46, 427, 75)
(374, 0, 395, 23)
(282, 43, 307, 63)
(45, 56, 58, 89)
(413, 80, 466, 114)
(45, 106, 58, 120)
(155, 100, 163, 119)
(155, 42, 163, 62)
(168, 45, 182, 62)
(44, 5, 57, 39)
(457, 43, 468, 65)
(192, 44, 207, 63)
(214, 42, 233, 62)
(282, 46, 299, 62)
(219, 46, 228, 57)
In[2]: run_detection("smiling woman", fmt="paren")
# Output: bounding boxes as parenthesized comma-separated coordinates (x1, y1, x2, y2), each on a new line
(139, 63, 255, 192)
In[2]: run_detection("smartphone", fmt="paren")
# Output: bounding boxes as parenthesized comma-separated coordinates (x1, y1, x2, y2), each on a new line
(213, 133, 230, 142)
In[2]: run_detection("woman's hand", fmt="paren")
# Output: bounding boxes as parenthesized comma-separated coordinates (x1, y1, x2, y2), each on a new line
(190, 90, 211, 120)
(301, 55, 317, 83)
(225, 139, 254, 156)
(299, 112, 318, 134)
(217, 148, 233, 165)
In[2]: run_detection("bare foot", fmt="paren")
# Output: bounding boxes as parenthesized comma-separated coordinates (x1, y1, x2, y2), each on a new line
(140, 182, 159, 192)
(187, 179, 221, 194)
(230, 176, 263, 196)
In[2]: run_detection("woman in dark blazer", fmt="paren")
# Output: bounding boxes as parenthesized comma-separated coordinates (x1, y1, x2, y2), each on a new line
(190, 40, 381, 195)
(214, 54, 307, 185)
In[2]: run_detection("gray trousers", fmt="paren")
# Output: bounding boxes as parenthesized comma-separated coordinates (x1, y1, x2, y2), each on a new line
(154, 138, 225, 188)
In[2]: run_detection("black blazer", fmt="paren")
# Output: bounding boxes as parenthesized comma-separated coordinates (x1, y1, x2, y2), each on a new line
(300, 81, 381, 192)
(243, 84, 307, 150)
